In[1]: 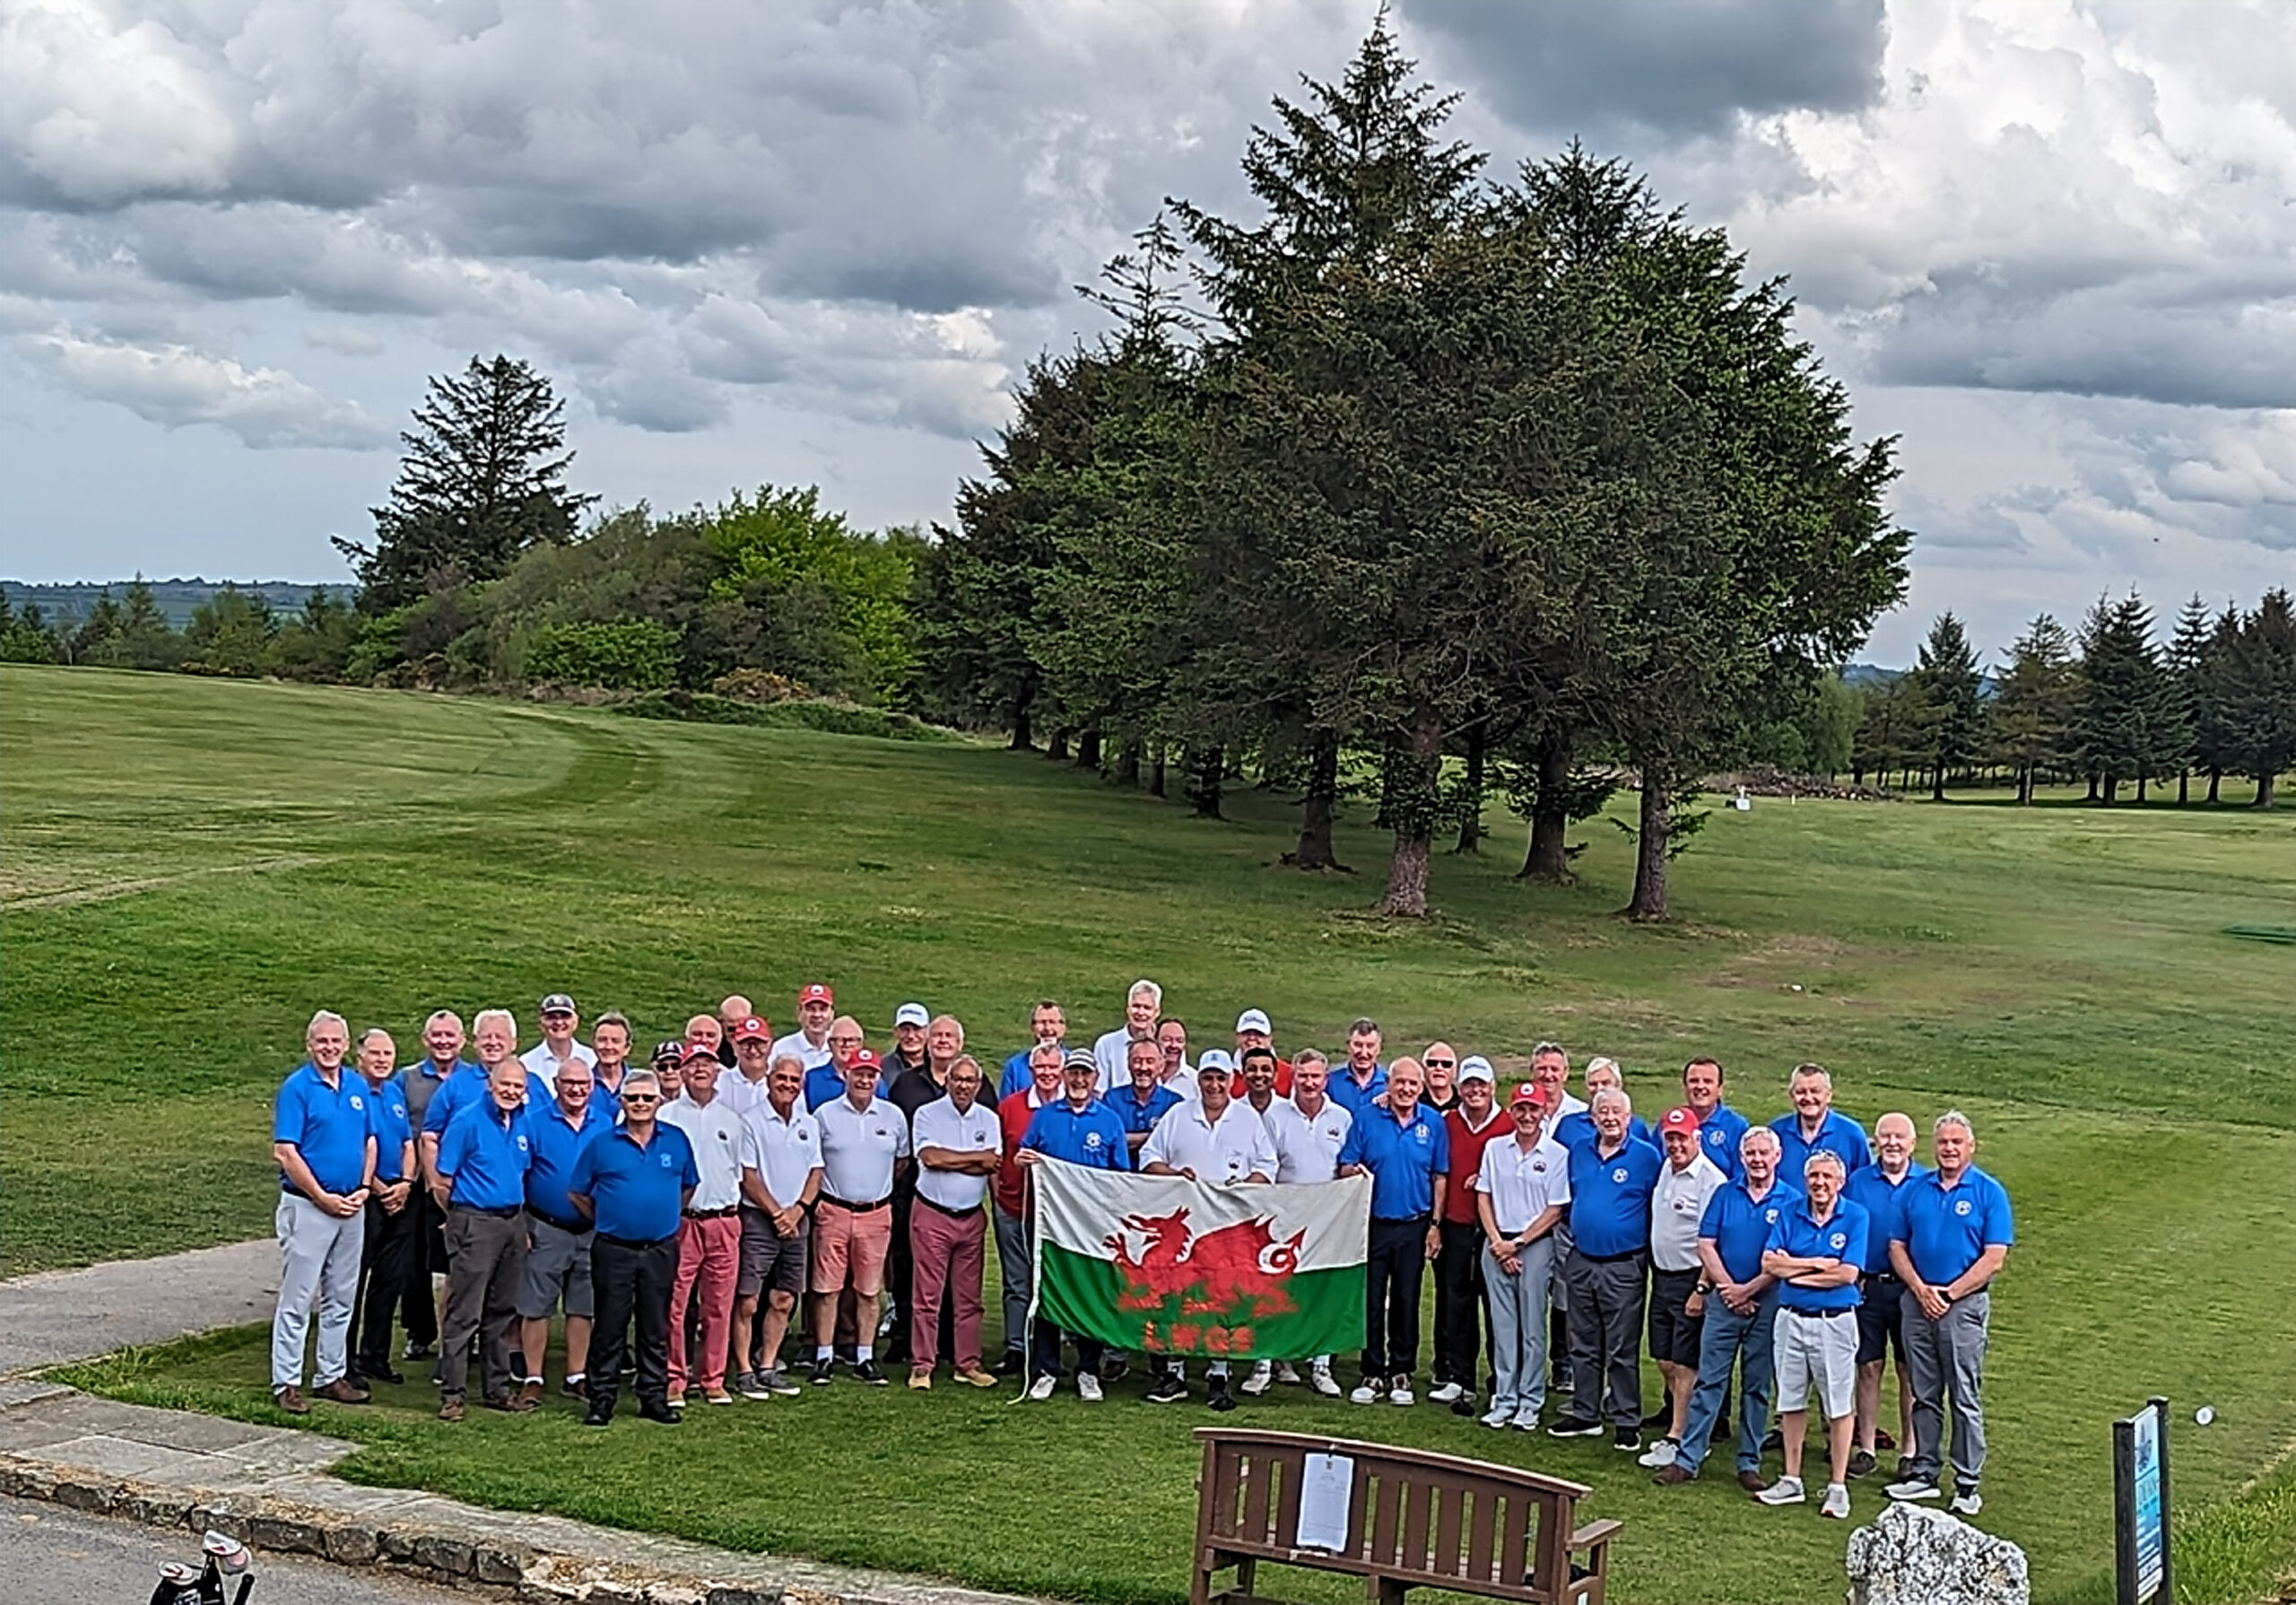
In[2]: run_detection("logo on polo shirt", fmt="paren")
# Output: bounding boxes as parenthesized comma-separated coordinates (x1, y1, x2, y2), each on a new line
(1612, 1167, 1629, 1183)
(349, 1094, 364, 1111)
(1954, 1198, 1971, 1216)
(717, 1129, 733, 1143)
(1764, 1208, 1780, 1224)
(1830, 1232, 1847, 1250)
(516, 1134, 529, 1152)
(1085, 1132, 1104, 1149)
(658, 1151, 674, 1168)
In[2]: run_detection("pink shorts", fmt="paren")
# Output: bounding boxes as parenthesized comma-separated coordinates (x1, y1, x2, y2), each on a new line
(809, 1199, 892, 1296)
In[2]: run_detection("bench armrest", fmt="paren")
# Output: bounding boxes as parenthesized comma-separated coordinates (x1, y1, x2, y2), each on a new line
(1570, 1518, 1623, 1550)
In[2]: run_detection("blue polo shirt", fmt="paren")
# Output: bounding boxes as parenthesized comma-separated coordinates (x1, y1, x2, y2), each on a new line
(421, 1061, 494, 1136)
(437, 1097, 533, 1211)
(1336, 1102, 1448, 1220)
(362, 1076, 413, 1183)
(1111, 1084, 1183, 1137)
(1765, 1197, 1871, 1313)
(1887, 1166, 2013, 1285)
(1770, 1110, 1871, 1191)
(1553, 1109, 1654, 1152)
(1695, 1103, 1750, 1181)
(525, 1099, 610, 1226)
(274, 1063, 375, 1196)
(1699, 1180, 1802, 1285)
(1326, 1064, 1388, 1115)
(1563, 1137, 1662, 1257)
(1021, 1098, 1133, 1170)
(568, 1122, 698, 1242)
(999, 1049, 1042, 1099)
(1843, 1161, 1931, 1274)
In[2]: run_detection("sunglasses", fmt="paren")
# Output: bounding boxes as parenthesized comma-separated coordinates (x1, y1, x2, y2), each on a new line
(1425, 1058, 1456, 1069)
(622, 1092, 660, 1103)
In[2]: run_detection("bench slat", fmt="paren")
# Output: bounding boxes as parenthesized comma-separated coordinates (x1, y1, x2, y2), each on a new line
(1400, 1477, 1435, 1575)
(1240, 1445, 1278, 1546)
(1368, 1467, 1403, 1566)
(1433, 1482, 1467, 1580)
(1499, 1489, 1531, 1589)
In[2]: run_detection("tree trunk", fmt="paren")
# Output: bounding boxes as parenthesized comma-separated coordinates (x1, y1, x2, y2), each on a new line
(1452, 727, 1486, 854)
(1115, 740, 1142, 787)
(1378, 832, 1432, 918)
(2206, 767, 2221, 804)
(1519, 728, 1573, 881)
(1047, 729, 1070, 763)
(1007, 700, 1033, 752)
(2104, 774, 2120, 804)
(2016, 763, 2033, 806)
(1187, 745, 1224, 819)
(1149, 743, 1167, 798)
(1375, 710, 1444, 917)
(1076, 728, 1101, 770)
(2257, 772, 2277, 809)
(1624, 776, 1670, 921)
(1290, 735, 1344, 870)
(1930, 762, 1945, 803)
(2178, 769, 2189, 806)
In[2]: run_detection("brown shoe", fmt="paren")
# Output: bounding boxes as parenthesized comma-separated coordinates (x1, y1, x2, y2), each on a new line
(955, 1366, 999, 1390)
(438, 1395, 466, 1423)
(273, 1385, 309, 1416)
(486, 1391, 537, 1414)
(1738, 1470, 1769, 1493)
(314, 1377, 370, 1405)
(1653, 1463, 1697, 1486)
(518, 1380, 544, 1407)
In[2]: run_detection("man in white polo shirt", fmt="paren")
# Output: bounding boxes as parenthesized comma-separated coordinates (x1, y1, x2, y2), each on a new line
(1241, 1048, 1350, 1399)
(1640, 1106, 1729, 1470)
(809, 1048, 909, 1387)
(1474, 1082, 1570, 1430)
(732, 1053, 822, 1400)
(1138, 1058, 1277, 1411)
(718, 1016, 777, 1117)
(770, 983, 838, 1076)
(660, 1043, 746, 1408)
(906, 1055, 1004, 1391)
(1092, 979, 1162, 1092)
(520, 994, 598, 1079)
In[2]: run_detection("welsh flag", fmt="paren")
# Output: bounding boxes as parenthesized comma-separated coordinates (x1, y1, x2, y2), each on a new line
(1031, 1161, 1369, 1360)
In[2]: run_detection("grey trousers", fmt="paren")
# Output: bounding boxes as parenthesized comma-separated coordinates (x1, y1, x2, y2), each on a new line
(1561, 1250, 1647, 1426)
(1903, 1290, 1991, 1487)
(439, 1208, 528, 1400)
(271, 1192, 365, 1391)
(1482, 1235, 1554, 1422)
(992, 1206, 1030, 1356)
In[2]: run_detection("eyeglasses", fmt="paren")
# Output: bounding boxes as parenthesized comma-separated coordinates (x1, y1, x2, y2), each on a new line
(622, 1092, 659, 1103)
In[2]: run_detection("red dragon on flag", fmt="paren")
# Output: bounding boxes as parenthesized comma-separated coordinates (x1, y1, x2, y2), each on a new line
(1105, 1206, 1306, 1320)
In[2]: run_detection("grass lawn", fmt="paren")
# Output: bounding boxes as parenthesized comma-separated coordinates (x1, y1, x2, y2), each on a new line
(7, 663, 2293, 1603)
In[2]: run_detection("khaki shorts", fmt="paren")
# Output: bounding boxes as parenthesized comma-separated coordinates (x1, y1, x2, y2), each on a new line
(1773, 1305, 1858, 1417)
(516, 1214, 595, 1321)
(809, 1199, 891, 1297)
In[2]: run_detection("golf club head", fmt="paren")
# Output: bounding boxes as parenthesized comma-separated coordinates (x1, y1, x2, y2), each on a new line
(202, 1530, 251, 1573)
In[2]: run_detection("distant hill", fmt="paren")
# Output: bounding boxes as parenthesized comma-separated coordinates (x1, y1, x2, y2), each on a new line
(1842, 661, 1902, 687)
(0, 578, 352, 630)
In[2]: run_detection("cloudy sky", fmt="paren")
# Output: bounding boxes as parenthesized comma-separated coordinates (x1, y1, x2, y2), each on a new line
(2, 0, 2289, 661)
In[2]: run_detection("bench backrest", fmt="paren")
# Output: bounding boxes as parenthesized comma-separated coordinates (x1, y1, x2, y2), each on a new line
(1195, 1429, 1593, 1601)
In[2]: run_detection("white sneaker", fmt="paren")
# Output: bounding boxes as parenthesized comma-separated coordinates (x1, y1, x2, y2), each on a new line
(1349, 1381, 1381, 1405)
(1429, 1381, 1465, 1404)
(1310, 1364, 1344, 1398)
(1276, 1362, 1303, 1385)
(1755, 1476, 1806, 1505)
(1510, 1412, 1543, 1432)
(1240, 1361, 1274, 1397)
(1025, 1374, 1056, 1401)
(1886, 1478, 1942, 1502)
(1076, 1373, 1103, 1402)
(1480, 1405, 1514, 1429)
(1637, 1438, 1679, 1469)
(1949, 1490, 1982, 1516)
(1821, 1484, 1851, 1520)
(1388, 1378, 1415, 1406)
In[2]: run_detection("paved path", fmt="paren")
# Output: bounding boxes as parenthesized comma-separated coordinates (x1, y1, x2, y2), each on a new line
(0, 1240, 279, 1375)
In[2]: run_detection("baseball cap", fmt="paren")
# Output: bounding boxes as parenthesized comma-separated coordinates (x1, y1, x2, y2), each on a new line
(1509, 1082, 1545, 1108)
(1197, 1048, 1235, 1074)
(848, 1048, 883, 1074)
(1457, 1055, 1495, 1085)
(1659, 1105, 1701, 1134)
(1235, 1008, 1273, 1035)
(540, 993, 577, 1015)
(893, 1001, 930, 1029)
(797, 982, 834, 1006)
(732, 1016, 771, 1043)
(680, 1041, 720, 1065)
(652, 1040, 684, 1066)
(1063, 1049, 1100, 1074)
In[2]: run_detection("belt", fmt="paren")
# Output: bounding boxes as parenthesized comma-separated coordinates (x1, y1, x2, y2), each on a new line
(1578, 1247, 1646, 1265)
(529, 1208, 587, 1234)
(1372, 1212, 1431, 1226)
(683, 1205, 739, 1219)
(1863, 1269, 1902, 1285)
(452, 1204, 520, 1219)
(1784, 1304, 1849, 1319)
(820, 1193, 890, 1212)
(597, 1232, 675, 1249)
(915, 1194, 982, 1220)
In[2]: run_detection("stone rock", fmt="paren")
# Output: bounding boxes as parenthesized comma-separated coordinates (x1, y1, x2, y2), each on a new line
(411, 1532, 477, 1575)
(1847, 1501, 2029, 1605)
(477, 1543, 538, 1583)
(324, 1523, 381, 1565)
(704, 1588, 783, 1605)
(245, 1511, 327, 1556)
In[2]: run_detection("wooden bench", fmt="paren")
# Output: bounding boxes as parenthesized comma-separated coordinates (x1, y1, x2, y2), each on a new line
(1191, 1428, 1622, 1605)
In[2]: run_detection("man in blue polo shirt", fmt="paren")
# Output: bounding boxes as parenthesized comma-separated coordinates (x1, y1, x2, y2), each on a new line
(432, 1060, 534, 1422)
(1844, 1112, 1929, 1479)
(998, 1000, 1068, 1098)
(1549, 1087, 1661, 1449)
(270, 1010, 377, 1414)
(1336, 1055, 1447, 1407)
(396, 1008, 475, 1365)
(348, 1028, 417, 1387)
(1769, 1062, 1871, 1187)
(1885, 1111, 2013, 1516)
(1683, 1057, 1748, 1182)
(1018, 1050, 1132, 1400)
(516, 1060, 609, 1406)
(1110, 1036, 1182, 1161)
(1657, 1126, 1798, 1491)
(1757, 1150, 1869, 1520)
(569, 1068, 698, 1426)
(1326, 1018, 1388, 1114)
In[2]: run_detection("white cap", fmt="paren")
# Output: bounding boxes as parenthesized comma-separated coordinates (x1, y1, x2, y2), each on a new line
(1197, 1048, 1236, 1074)
(1457, 1055, 1495, 1084)
(1235, 1008, 1273, 1035)
(893, 1001, 930, 1028)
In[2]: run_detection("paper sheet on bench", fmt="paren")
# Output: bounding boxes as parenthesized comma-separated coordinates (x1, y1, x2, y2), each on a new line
(1297, 1452, 1354, 1552)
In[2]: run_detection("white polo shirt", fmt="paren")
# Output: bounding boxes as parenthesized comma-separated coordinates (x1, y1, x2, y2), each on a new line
(909, 1094, 1004, 1213)
(766, 1031, 832, 1073)
(659, 1093, 746, 1210)
(1093, 1025, 1157, 1093)
(1261, 1097, 1353, 1184)
(1474, 1132, 1572, 1235)
(717, 1070, 776, 1118)
(814, 1094, 910, 1206)
(1549, 1089, 1589, 1121)
(1650, 1152, 1728, 1272)
(737, 1098, 822, 1212)
(521, 1040, 599, 1078)
(1140, 1097, 1277, 1183)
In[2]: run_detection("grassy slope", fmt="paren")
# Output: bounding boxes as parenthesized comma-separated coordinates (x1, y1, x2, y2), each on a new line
(7, 664, 2293, 1604)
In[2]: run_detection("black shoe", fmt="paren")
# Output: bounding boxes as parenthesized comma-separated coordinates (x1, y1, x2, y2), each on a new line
(355, 1361, 404, 1386)
(1641, 1404, 1673, 1428)
(1715, 1412, 1732, 1438)
(1548, 1416, 1603, 1438)
(1207, 1378, 1236, 1413)
(1613, 1426, 1643, 1452)
(561, 1376, 587, 1400)
(853, 1359, 889, 1386)
(1100, 1356, 1131, 1384)
(638, 1400, 682, 1425)
(1450, 1394, 1476, 1417)
(1848, 1449, 1877, 1479)
(582, 1406, 613, 1427)
(993, 1350, 1026, 1377)
(1145, 1375, 1187, 1405)
(1762, 1428, 1783, 1452)
(811, 1356, 836, 1386)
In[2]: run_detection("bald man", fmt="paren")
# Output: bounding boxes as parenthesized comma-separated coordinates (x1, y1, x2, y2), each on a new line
(716, 995, 755, 1067)
(1844, 1112, 1927, 1478)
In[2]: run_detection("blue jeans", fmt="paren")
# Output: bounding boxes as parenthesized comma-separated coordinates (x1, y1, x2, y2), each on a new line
(1676, 1288, 1778, 1475)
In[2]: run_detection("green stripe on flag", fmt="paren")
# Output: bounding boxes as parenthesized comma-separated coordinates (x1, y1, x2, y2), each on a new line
(1038, 1241, 1364, 1360)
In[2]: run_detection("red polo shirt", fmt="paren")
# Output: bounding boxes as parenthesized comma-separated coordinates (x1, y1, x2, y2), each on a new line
(1441, 1104, 1509, 1225)
(994, 1086, 1050, 1216)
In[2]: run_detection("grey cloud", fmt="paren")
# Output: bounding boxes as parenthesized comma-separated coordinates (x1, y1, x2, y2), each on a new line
(17, 326, 390, 449)
(304, 323, 383, 356)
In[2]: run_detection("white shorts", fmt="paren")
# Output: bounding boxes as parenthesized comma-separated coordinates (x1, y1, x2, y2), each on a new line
(1773, 1306, 1858, 1417)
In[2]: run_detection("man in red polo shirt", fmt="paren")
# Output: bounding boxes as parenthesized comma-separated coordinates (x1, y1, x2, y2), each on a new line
(991, 1041, 1065, 1374)
(1432, 1056, 1507, 1412)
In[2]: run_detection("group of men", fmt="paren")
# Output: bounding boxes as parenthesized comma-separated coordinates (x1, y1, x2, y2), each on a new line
(270, 980, 2012, 1522)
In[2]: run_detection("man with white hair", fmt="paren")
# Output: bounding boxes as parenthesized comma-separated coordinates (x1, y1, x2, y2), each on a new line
(999, 999, 1069, 1098)
(270, 1010, 376, 1414)
(1844, 1112, 1927, 1478)
(1756, 1149, 1870, 1519)
(1886, 1111, 2013, 1516)
(1241, 1048, 1350, 1398)
(396, 1009, 474, 1365)
(433, 1056, 536, 1420)
(1474, 1082, 1570, 1430)
(1769, 1062, 1871, 1189)
(1093, 980, 1163, 1092)
(1549, 1086, 1659, 1449)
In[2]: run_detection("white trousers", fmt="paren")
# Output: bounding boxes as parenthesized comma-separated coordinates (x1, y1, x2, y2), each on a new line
(272, 1192, 365, 1390)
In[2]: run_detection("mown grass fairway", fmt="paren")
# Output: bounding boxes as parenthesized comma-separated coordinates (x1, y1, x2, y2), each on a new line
(6, 664, 2293, 1603)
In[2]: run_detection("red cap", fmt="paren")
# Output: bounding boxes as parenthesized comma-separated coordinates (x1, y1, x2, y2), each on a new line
(1659, 1105, 1701, 1134)
(1509, 1082, 1545, 1108)
(797, 982, 834, 1006)
(847, 1048, 881, 1073)
(732, 1016, 771, 1043)
(680, 1041, 721, 1065)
